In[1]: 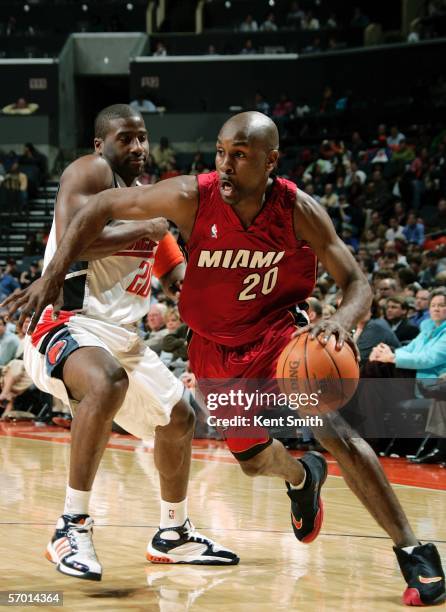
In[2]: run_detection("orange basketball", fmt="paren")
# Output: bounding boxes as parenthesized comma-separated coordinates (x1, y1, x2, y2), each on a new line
(276, 331, 359, 415)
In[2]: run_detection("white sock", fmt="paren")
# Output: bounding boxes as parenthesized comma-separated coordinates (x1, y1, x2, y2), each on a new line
(402, 545, 417, 554)
(64, 485, 91, 516)
(160, 499, 188, 529)
(289, 471, 307, 490)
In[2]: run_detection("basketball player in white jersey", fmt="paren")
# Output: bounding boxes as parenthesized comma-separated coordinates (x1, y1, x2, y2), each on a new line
(15, 104, 238, 580)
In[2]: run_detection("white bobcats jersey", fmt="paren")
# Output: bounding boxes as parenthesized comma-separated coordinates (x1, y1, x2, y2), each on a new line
(43, 173, 157, 325)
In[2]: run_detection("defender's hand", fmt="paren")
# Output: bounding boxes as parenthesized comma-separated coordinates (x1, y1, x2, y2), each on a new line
(0, 275, 64, 334)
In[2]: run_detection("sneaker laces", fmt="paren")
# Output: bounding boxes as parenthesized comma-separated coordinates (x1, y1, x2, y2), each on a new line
(67, 519, 97, 561)
(182, 520, 219, 550)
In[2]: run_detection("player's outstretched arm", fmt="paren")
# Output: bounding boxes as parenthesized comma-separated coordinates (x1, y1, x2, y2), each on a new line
(294, 190, 372, 351)
(48, 173, 196, 282)
(1, 175, 198, 332)
(56, 155, 169, 261)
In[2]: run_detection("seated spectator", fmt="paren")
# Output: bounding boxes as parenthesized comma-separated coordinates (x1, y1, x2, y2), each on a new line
(143, 303, 169, 354)
(377, 248, 399, 270)
(349, 130, 366, 160)
(360, 228, 380, 254)
(2, 162, 28, 214)
(0, 317, 33, 417)
(301, 10, 320, 30)
(376, 277, 398, 302)
(420, 251, 446, 287)
(320, 183, 339, 217)
(0, 263, 20, 301)
(19, 261, 41, 289)
(392, 139, 416, 163)
(161, 310, 188, 369)
(341, 224, 359, 252)
(409, 288, 431, 327)
(295, 98, 310, 117)
(353, 298, 400, 363)
(254, 92, 270, 116)
(370, 289, 446, 378)
(407, 24, 420, 43)
(397, 267, 418, 293)
(345, 161, 367, 187)
(403, 211, 425, 245)
(427, 198, 446, 232)
(2, 98, 38, 115)
(385, 217, 405, 241)
(130, 92, 157, 113)
(20, 143, 48, 182)
(367, 211, 388, 239)
(272, 93, 294, 118)
(153, 41, 167, 56)
(260, 12, 278, 32)
(241, 39, 256, 54)
(326, 13, 338, 29)
(408, 253, 423, 278)
(240, 14, 258, 32)
(387, 125, 406, 148)
(384, 296, 420, 344)
(0, 314, 20, 368)
(152, 137, 176, 172)
(393, 200, 407, 226)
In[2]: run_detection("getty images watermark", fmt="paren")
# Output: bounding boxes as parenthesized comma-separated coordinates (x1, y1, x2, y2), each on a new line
(205, 389, 324, 429)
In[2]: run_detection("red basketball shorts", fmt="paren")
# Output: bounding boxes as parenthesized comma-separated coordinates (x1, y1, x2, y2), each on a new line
(188, 316, 297, 459)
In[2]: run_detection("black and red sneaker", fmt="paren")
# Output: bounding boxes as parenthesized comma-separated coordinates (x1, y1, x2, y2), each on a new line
(394, 543, 445, 606)
(286, 451, 327, 544)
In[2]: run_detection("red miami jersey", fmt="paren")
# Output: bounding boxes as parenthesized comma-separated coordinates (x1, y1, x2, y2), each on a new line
(179, 171, 317, 347)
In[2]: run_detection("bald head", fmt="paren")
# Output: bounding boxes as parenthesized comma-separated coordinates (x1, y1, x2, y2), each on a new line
(219, 111, 279, 152)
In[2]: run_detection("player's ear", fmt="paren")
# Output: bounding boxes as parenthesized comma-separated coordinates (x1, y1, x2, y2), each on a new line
(94, 138, 104, 155)
(266, 149, 279, 171)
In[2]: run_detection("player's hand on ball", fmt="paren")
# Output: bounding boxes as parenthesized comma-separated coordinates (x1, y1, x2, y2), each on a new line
(0, 276, 64, 334)
(293, 319, 359, 360)
(144, 218, 169, 242)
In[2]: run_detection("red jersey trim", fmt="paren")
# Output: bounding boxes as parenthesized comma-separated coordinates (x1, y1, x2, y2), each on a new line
(31, 308, 75, 347)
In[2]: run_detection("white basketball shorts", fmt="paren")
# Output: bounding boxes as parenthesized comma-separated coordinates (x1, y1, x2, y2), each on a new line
(23, 314, 185, 439)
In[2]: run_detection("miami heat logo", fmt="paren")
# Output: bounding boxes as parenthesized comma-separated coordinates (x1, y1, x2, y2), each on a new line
(47, 339, 67, 365)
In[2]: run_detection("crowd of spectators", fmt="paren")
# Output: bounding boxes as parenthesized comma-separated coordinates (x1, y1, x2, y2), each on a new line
(236, 4, 368, 34)
(0, 143, 48, 213)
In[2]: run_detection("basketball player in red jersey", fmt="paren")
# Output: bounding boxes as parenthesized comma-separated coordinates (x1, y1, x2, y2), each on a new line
(2, 105, 238, 581)
(4, 112, 444, 605)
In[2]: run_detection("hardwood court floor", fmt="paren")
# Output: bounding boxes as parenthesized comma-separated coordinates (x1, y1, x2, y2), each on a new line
(0, 422, 445, 611)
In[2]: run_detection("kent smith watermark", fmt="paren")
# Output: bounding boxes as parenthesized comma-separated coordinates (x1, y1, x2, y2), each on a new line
(205, 390, 324, 429)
